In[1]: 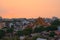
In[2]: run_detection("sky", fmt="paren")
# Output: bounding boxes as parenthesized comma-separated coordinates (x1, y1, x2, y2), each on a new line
(0, 0, 60, 18)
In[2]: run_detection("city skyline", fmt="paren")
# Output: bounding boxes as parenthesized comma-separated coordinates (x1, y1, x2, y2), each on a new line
(0, 0, 60, 18)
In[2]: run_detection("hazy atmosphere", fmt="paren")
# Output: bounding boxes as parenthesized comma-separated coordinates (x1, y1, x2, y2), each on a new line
(0, 0, 60, 18)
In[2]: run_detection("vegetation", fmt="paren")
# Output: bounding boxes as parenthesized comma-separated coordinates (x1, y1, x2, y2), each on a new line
(0, 18, 60, 40)
(23, 27, 32, 36)
(51, 19, 60, 26)
(34, 26, 45, 33)
(49, 31, 56, 37)
(0, 29, 5, 39)
(17, 30, 23, 36)
(46, 25, 57, 32)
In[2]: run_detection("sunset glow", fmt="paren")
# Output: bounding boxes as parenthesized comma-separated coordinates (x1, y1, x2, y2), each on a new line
(0, 0, 60, 18)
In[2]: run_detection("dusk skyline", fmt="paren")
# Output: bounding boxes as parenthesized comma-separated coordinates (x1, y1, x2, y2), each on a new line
(0, 0, 60, 18)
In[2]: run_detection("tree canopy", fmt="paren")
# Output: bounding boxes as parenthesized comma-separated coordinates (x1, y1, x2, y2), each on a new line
(0, 29, 5, 39)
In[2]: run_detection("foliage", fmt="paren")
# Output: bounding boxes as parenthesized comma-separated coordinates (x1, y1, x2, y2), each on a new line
(0, 29, 5, 39)
(49, 31, 56, 37)
(2, 27, 14, 33)
(32, 36, 38, 40)
(16, 30, 23, 36)
(6, 28, 14, 33)
(51, 19, 60, 26)
(23, 27, 32, 35)
(34, 26, 45, 33)
(45, 25, 57, 32)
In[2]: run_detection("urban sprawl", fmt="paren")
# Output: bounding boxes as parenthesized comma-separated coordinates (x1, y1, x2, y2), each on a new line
(0, 17, 60, 40)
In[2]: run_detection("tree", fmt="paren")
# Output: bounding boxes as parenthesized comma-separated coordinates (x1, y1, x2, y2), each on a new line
(2, 27, 14, 39)
(7, 28, 13, 33)
(2, 27, 7, 32)
(23, 27, 32, 36)
(0, 29, 5, 39)
(6, 27, 14, 40)
(45, 25, 57, 32)
(2, 26, 14, 33)
(16, 30, 23, 36)
(34, 26, 45, 33)
(49, 31, 56, 37)
(51, 19, 60, 26)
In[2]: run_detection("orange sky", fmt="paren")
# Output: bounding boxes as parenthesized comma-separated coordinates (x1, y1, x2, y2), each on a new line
(0, 0, 60, 18)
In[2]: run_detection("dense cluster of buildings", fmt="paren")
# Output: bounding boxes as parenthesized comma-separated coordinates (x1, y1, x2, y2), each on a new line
(0, 16, 59, 31)
(0, 17, 60, 40)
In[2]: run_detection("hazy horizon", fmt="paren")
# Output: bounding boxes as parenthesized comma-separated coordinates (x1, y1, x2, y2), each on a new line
(0, 0, 60, 18)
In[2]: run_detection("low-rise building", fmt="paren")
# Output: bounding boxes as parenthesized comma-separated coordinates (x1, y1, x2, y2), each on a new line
(36, 38, 47, 40)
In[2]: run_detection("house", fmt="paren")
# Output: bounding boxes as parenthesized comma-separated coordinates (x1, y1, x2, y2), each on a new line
(57, 26, 60, 31)
(19, 36, 25, 40)
(9, 23, 14, 28)
(55, 26, 60, 35)
(0, 22, 5, 29)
